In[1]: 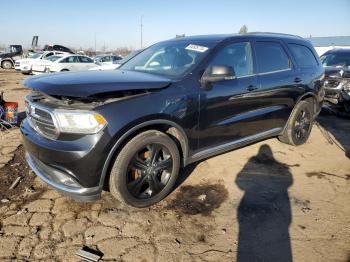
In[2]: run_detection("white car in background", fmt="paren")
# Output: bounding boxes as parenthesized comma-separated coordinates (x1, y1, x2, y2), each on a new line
(90, 49, 143, 71)
(15, 51, 67, 74)
(32, 54, 96, 74)
(94, 54, 122, 65)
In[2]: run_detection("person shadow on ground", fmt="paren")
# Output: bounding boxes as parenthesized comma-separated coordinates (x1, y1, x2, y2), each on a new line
(235, 144, 293, 262)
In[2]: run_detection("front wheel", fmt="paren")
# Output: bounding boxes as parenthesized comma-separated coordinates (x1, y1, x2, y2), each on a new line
(279, 99, 314, 146)
(1, 60, 13, 69)
(109, 130, 180, 207)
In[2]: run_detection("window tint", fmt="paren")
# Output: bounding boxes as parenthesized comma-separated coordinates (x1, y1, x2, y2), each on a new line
(255, 42, 290, 73)
(321, 52, 350, 67)
(112, 56, 122, 61)
(210, 42, 253, 77)
(79, 56, 93, 63)
(100, 56, 111, 62)
(44, 52, 54, 58)
(60, 56, 79, 63)
(288, 44, 318, 68)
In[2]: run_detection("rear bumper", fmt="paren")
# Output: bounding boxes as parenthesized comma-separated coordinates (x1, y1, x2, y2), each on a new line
(25, 152, 101, 201)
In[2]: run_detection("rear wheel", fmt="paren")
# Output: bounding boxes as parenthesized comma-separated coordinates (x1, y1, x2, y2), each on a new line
(1, 60, 13, 69)
(109, 130, 180, 207)
(279, 99, 314, 146)
(60, 69, 69, 72)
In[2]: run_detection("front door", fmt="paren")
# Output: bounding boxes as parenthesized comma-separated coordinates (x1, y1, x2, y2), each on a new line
(197, 41, 261, 151)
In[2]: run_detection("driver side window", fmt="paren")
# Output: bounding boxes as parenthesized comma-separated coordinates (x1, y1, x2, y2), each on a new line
(210, 42, 253, 77)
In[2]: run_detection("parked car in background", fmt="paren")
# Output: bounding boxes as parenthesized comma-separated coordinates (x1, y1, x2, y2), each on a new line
(94, 54, 122, 65)
(89, 49, 144, 71)
(321, 48, 350, 113)
(32, 54, 96, 74)
(90, 49, 143, 71)
(0, 45, 23, 69)
(15, 51, 68, 74)
(22, 33, 324, 207)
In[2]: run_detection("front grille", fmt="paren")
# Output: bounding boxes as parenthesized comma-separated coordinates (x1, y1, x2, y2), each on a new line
(26, 101, 58, 139)
(324, 79, 340, 89)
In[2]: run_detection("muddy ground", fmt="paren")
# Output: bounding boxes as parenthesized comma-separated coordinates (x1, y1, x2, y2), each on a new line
(0, 69, 349, 261)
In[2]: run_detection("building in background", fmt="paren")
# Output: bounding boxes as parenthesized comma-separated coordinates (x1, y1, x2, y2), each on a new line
(308, 36, 350, 56)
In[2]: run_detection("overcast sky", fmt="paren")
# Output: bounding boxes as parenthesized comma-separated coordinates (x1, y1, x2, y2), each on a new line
(1, 0, 349, 50)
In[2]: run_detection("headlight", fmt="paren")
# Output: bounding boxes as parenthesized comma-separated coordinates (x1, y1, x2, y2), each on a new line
(53, 110, 107, 134)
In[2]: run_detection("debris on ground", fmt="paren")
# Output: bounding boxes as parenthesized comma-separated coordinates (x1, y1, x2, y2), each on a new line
(75, 246, 103, 262)
(9, 176, 22, 189)
(0, 146, 36, 201)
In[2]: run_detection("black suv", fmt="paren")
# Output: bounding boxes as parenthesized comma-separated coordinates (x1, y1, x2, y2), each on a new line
(21, 33, 324, 207)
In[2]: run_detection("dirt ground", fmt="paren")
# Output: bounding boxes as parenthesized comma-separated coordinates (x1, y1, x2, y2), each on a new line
(0, 69, 349, 262)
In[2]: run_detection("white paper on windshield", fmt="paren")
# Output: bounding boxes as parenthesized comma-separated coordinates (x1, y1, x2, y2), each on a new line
(185, 44, 208, 53)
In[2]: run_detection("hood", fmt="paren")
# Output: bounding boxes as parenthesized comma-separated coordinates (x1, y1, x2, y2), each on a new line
(23, 70, 172, 99)
(0, 53, 11, 59)
(324, 67, 350, 79)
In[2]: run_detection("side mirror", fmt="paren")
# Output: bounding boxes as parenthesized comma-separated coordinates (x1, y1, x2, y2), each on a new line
(201, 65, 236, 88)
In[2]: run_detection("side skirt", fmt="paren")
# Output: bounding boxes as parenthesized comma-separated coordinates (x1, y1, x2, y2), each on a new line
(186, 127, 282, 165)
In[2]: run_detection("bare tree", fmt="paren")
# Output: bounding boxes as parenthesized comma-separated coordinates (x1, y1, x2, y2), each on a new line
(239, 25, 248, 35)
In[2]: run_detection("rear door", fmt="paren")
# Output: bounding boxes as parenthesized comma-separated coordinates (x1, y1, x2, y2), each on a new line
(67, 56, 80, 70)
(252, 40, 302, 130)
(78, 56, 95, 70)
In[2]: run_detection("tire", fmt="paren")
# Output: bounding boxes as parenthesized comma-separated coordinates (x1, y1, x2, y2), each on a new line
(278, 99, 314, 146)
(1, 60, 13, 69)
(109, 130, 180, 207)
(60, 69, 69, 72)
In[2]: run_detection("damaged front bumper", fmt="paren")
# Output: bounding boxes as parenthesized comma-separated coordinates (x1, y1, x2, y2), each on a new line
(323, 77, 350, 105)
(25, 152, 101, 201)
(21, 116, 111, 202)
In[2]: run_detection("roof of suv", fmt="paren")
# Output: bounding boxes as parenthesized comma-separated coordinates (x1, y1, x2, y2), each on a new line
(172, 32, 303, 42)
(325, 48, 350, 53)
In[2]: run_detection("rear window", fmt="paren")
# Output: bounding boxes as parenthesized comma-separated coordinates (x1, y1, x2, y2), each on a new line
(79, 56, 93, 63)
(255, 41, 290, 73)
(288, 44, 318, 68)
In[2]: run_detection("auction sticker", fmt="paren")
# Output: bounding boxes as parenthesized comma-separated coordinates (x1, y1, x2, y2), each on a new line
(185, 44, 208, 53)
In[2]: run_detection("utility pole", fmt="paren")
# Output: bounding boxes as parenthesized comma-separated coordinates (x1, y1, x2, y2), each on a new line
(94, 33, 96, 55)
(140, 15, 143, 48)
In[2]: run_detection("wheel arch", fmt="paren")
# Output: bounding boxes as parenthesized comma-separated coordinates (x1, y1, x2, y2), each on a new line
(281, 92, 317, 134)
(298, 92, 317, 113)
(99, 119, 189, 190)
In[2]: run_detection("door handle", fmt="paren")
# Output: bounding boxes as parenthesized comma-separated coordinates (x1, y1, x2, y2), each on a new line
(294, 77, 302, 83)
(247, 85, 258, 91)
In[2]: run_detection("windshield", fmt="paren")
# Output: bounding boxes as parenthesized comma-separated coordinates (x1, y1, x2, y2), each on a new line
(30, 53, 42, 59)
(46, 55, 62, 62)
(321, 51, 350, 67)
(120, 41, 212, 77)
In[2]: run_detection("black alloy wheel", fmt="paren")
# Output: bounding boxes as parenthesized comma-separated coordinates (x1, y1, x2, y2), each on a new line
(127, 143, 173, 199)
(109, 130, 180, 207)
(293, 109, 311, 142)
(278, 99, 314, 146)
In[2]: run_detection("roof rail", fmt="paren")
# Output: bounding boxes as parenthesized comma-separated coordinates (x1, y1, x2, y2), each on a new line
(247, 32, 303, 38)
